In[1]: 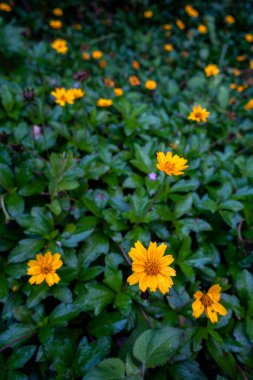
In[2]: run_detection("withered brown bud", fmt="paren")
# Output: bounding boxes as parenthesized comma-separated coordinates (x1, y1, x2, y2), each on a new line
(73, 70, 90, 82)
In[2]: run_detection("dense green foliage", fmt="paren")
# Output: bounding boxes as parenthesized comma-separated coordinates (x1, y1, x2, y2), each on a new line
(0, 1, 253, 379)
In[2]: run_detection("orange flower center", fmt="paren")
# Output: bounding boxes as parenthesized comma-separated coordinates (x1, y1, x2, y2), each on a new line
(165, 162, 175, 173)
(202, 294, 213, 307)
(194, 112, 202, 119)
(41, 264, 53, 274)
(145, 260, 160, 275)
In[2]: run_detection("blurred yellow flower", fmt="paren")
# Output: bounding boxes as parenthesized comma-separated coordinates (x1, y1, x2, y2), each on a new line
(230, 83, 237, 90)
(27, 251, 63, 287)
(127, 241, 176, 294)
(185, 5, 199, 17)
(205, 64, 219, 77)
(164, 44, 174, 52)
(49, 20, 62, 29)
(145, 80, 157, 90)
(82, 52, 90, 60)
(132, 60, 140, 70)
(92, 50, 103, 59)
(157, 151, 188, 176)
(245, 99, 253, 110)
(233, 68, 240, 76)
(188, 104, 210, 123)
(97, 98, 113, 107)
(192, 285, 227, 323)
(237, 55, 247, 62)
(245, 33, 253, 42)
(250, 60, 253, 69)
(68, 88, 85, 100)
(99, 60, 106, 68)
(104, 77, 115, 88)
(144, 10, 153, 18)
(114, 88, 123, 96)
(176, 19, 185, 30)
(164, 24, 172, 30)
(129, 75, 140, 86)
(198, 24, 207, 34)
(51, 39, 68, 54)
(51, 88, 74, 106)
(237, 85, 247, 93)
(225, 15, 235, 24)
(52, 8, 63, 16)
(0, 2, 11, 11)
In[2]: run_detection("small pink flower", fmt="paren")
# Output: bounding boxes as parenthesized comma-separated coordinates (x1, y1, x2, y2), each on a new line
(148, 172, 157, 181)
(32, 125, 41, 140)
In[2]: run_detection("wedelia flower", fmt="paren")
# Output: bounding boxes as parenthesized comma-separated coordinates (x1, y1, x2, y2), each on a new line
(132, 60, 140, 70)
(233, 68, 240, 76)
(68, 88, 85, 100)
(185, 5, 199, 17)
(245, 99, 253, 111)
(49, 20, 62, 29)
(192, 284, 227, 323)
(198, 24, 207, 34)
(164, 24, 172, 31)
(114, 88, 123, 96)
(157, 151, 188, 176)
(97, 98, 113, 107)
(92, 50, 103, 59)
(245, 33, 253, 43)
(51, 88, 74, 106)
(144, 10, 153, 18)
(27, 251, 63, 287)
(164, 44, 174, 52)
(188, 105, 210, 123)
(225, 15, 235, 24)
(51, 39, 68, 54)
(82, 52, 90, 60)
(52, 8, 63, 16)
(176, 19, 185, 30)
(0, 2, 11, 11)
(129, 75, 140, 86)
(145, 80, 157, 90)
(104, 77, 115, 88)
(205, 64, 219, 77)
(127, 241, 176, 294)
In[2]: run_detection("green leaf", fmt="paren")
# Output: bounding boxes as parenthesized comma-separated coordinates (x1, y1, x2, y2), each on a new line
(0, 164, 14, 190)
(79, 233, 109, 267)
(0, 274, 8, 300)
(88, 312, 127, 338)
(219, 200, 244, 212)
(133, 327, 182, 368)
(5, 194, 24, 218)
(172, 360, 208, 380)
(130, 145, 152, 174)
(174, 194, 193, 218)
(7, 345, 36, 369)
(75, 284, 114, 316)
(9, 239, 45, 263)
(0, 324, 36, 350)
(206, 340, 236, 377)
(236, 269, 253, 301)
(85, 358, 125, 380)
(217, 86, 229, 108)
(49, 303, 80, 327)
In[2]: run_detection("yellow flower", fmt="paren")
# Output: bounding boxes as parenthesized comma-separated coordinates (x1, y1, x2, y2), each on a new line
(230, 83, 237, 90)
(164, 24, 172, 30)
(104, 77, 115, 88)
(114, 88, 123, 96)
(245, 99, 253, 111)
(92, 50, 103, 59)
(185, 5, 199, 17)
(132, 60, 140, 70)
(129, 75, 140, 86)
(250, 60, 253, 69)
(237, 55, 247, 62)
(52, 7, 63, 16)
(97, 98, 113, 107)
(51, 88, 74, 106)
(27, 251, 63, 287)
(192, 284, 227, 323)
(198, 24, 207, 34)
(188, 104, 210, 123)
(0, 2, 11, 11)
(176, 19, 185, 30)
(144, 10, 153, 18)
(237, 85, 247, 93)
(245, 33, 253, 42)
(68, 88, 85, 100)
(82, 52, 90, 60)
(233, 68, 240, 76)
(49, 20, 62, 29)
(145, 80, 157, 90)
(225, 15, 235, 24)
(164, 44, 174, 52)
(51, 39, 68, 54)
(127, 241, 176, 294)
(157, 151, 188, 176)
(204, 64, 219, 77)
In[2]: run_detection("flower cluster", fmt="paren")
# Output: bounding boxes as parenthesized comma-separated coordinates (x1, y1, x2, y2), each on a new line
(51, 87, 84, 106)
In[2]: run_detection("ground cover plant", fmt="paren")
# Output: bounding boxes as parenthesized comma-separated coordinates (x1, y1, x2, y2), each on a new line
(0, 1, 253, 379)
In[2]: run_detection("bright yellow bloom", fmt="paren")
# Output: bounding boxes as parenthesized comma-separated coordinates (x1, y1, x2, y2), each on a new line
(250, 60, 253, 69)
(114, 88, 123, 96)
(145, 80, 157, 90)
(164, 24, 172, 30)
(233, 68, 240, 76)
(97, 98, 113, 107)
(164, 44, 174, 52)
(245, 99, 253, 111)
(127, 241, 176, 294)
(192, 285, 227, 323)
(0, 2, 11, 11)
(132, 60, 140, 70)
(225, 15, 235, 24)
(157, 151, 188, 176)
(237, 85, 247, 93)
(51, 88, 74, 106)
(27, 251, 63, 287)
(144, 10, 153, 18)
(68, 88, 85, 100)
(237, 55, 247, 62)
(205, 64, 219, 77)
(52, 8, 63, 16)
(82, 52, 90, 60)
(176, 19, 185, 30)
(188, 105, 210, 123)
(245, 33, 253, 42)
(49, 20, 62, 29)
(129, 75, 140, 86)
(92, 50, 103, 59)
(198, 24, 207, 34)
(185, 5, 199, 17)
(51, 39, 68, 54)
(230, 83, 237, 90)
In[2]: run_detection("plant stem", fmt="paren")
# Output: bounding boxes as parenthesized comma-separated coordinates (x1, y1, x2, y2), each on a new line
(1, 194, 12, 223)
